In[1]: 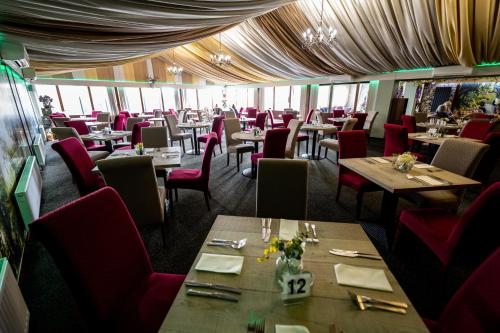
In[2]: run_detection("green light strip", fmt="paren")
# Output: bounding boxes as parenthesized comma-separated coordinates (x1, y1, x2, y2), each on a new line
(383, 67, 433, 74)
(475, 62, 500, 67)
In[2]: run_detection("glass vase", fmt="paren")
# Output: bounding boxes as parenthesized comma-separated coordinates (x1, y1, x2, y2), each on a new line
(275, 256, 303, 285)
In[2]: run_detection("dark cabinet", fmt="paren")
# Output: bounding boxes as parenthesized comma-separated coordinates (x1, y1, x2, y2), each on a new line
(387, 98, 408, 124)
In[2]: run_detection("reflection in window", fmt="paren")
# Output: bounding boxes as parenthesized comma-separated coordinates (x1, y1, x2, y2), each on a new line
(142, 88, 162, 112)
(274, 86, 290, 110)
(35, 84, 62, 112)
(317, 85, 331, 110)
(58, 85, 92, 115)
(198, 88, 213, 109)
(184, 89, 198, 109)
(290, 85, 301, 110)
(356, 83, 369, 112)
(247, 88, 255, 107)
(123, 87, 142, 113)
(210, 87, 223, 108)
(161, 87, 177, 110)
(90, 86, 112, 112)
(263, 87, 274, 110)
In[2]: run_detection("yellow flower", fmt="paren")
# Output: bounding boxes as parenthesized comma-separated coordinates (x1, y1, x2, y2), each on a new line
(256, 257, 265, 263)
(263, 249, 269, 256)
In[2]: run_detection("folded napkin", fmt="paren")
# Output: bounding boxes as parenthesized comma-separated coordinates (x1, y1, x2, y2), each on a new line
(371, 157, 390, 164)
(275, 325, 310, 333)
(334, 263, 393, 292)
(195, 253, 244, 275)
(413, 163, 433, 169)
(444, 135, 458, 138)
(279, 219, 299, 240)
(415, 175, 442, 185)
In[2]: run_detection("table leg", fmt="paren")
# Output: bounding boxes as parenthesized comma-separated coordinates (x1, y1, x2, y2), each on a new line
(241, 141, 259, 178)
(380, 190, 399, 248)
(104, 140, 113, 152)
(301, 131, 317, 160)
(185, 127, 203, 155)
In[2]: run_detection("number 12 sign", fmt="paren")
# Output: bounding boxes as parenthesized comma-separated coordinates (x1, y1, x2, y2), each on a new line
(280, 272, 313, 301)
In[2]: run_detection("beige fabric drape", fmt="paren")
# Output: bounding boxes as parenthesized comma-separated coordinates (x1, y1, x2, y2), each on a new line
(435, 0, 500, 66)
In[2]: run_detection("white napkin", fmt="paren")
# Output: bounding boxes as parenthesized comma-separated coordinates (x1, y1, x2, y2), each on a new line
(279, 219, 299, 240)
(444, 134, 458, 138)
(275, 325, 310, 333)
(195, 253, 244, 275)
(371, 157, 390, 164)
(334, 263, 393, 292)
(415, 175, 442, 185)
(413, 163, 433, 169)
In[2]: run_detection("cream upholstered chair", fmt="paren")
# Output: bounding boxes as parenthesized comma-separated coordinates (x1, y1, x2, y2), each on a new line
(51, 127, 109, 162)
(142, 126, 169, 148)
(403, 139, 489, 210)
(177, 110, 187, 123)
(96, 112, 110, 123)
(285, 119, 303, 159)
(96, 156, 166, 245)
(363, 111, 379, 137)
(126, 117, 144, 131)
(52, 117, 70, 127)
(164, 114, 193, 152)
(223, 118, 254, 171)
(222, 110, 236, 119)
(317, 118, 358, 160)
(256, 159, 308, 220)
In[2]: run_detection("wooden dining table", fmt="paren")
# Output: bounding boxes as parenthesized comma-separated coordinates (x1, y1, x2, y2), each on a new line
(338, 157, 480, 242)
(408, 133, 481, 146)
(231, 131, 266, 177)
(300, 123, 337, 160)
(160, 215, 429, 333)
(80, 130, 132, 151)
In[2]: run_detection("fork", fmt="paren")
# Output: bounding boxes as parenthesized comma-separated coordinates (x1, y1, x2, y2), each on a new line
(254, 321, 265, 333)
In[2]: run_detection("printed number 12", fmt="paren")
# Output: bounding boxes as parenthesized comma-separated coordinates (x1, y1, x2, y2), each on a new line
(288, 278, 306, 295)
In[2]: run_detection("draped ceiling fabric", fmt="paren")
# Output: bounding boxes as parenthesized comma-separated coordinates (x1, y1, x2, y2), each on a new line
(2, 0, 499, 82)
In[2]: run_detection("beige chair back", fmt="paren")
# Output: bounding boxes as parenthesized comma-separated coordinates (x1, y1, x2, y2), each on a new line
(431, 139, 489, 177)
(341, 118, 358, 131)
(52, 117, 70, 127)
(142, 126, 169, 148)
(177, 110, 186, 123)
(223, 118, 242, 148)
(319, 112, 332, 124)
(96, 112, 110, 123)
(96, 156, 164, 226)
(126, 117, 144, 131)
(51, 127, 83, 143)
(154, 110, 163, 118)
(223, 110, 236, 119)
(363, 111, 379, 135)
(165, 114, 182, 136)
(256, 159, 308, 220)
(285, 119, 303, 159)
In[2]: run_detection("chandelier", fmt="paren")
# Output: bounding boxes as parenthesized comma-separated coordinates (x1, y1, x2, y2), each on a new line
(301, 0, 337, 50)
(167, 49, 183, 75)
(210, 33, 231, 67)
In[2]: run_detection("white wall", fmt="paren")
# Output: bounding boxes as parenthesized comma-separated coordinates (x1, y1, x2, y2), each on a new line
(403, 82, 418, 115)
(366, 80, 396, 138)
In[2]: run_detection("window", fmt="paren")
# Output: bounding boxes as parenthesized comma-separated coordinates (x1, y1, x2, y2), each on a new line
(290, 85, 301, 110)
(123, 87, 142, 113)
(331, 84, 351, 109)
(197, 88, 213, 109)
(247, 88, 255, 107)
(226, 87, 252, 108)
(317, 85, 331, 110)
(89, 86, 112, 112)
(263, 87, 274, 110)
(58, 85, 92, 115)
(35, 84, 62, 112)
(184, 89, 198, 109)
(161, 87, 177, 110)
(210, 86, 224, 108)
(141, 87, 162, 112)
(274, 86, 290, 110)
(356, 83, 369, 112)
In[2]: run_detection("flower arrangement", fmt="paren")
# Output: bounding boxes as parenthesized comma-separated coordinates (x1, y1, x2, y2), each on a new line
(38, 95, 53, 109)
(135, 142, 144, 155)
(393, 152, 417, 173)
(257, 232, 307, 263)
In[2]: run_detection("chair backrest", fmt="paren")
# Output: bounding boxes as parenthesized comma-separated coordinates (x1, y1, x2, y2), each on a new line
(113, 114, 125, 131)
(338, 130, 367, 159)
(401, 115, 416, 134)
(285, 119, 303, 159)
(91, 111, 102, 118)
(222, 110, 236, 119)
(459, 120, 495, 140)
(96, 156, 164, 226)
(165, 114, 181, 136)
(51, 138, 103, 195)
(263, 128, 291, 159)
(142, 126, 169, 148)
(30, 187, 153, 329)
(255, 112, 267, 130)
(96, 112, 110, 123)
(431, 139, 490, 177)
(64, 120, 90, 135)
(126, 117, 144, 131)
(319, 112, 333, 124)
(52, 117, 70, 127)
(333, 109, 345, 118)
(223, 118, 242, 148)
(177, 110, 186, 123)
(282, 114, 295, 128)
(305, 109, 315, 124)
(211, 116, 224, 143)
(52, 127, 83, 143)
(383, 124, 408, 156)
(341, 118, 358, 131)
(351, 112, 368, 130)
(49, 112, 67, 118)
(200, 134, 218, 185)
(256, 159, 308, 220)
(473, 132, 500, 183)
(154, 110, 163, 118)
(363, 111, 379, 134)
(436, 248, 500, 333)
(119, 111, 131, 118)
(131, 122, 150, 147)
(246, 107, 257, 118)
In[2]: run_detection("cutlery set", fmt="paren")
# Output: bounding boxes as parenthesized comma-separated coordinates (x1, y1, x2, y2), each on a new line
(207, 238, 247, 249)
(329, 249, 381, 260)
(261, 218, 272, 242)
(304, 223, 319, 243)
(348, 290, 408, 314)
(185, 280, 241, 302)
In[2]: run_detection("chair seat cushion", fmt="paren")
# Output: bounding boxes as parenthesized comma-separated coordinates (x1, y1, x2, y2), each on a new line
(319, 139, 339, 151)
(339, 170, 378, 192)
(404, 190, 460, 209)
(88, 150, 110, 163)
(87, 144, 109, 151)
(251, 152, 264, 164)
(112, 272, 185, 333)
(228, 143, 254, 154)
(166, 169, 202, 188)
(399, 208, 459, 264)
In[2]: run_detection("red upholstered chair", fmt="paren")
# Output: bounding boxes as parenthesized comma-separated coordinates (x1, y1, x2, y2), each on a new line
(113, 114, 126, 131)
(401, 115, 417, 146)
(65, 120, 108, 151)
(91, 110, 102, 118)
(250, 128, 290, 178)
(198, 115, 224, 155)
(396, 182, 500, 274)
(459, 120, 494, 140)
(473, 132, 500, 186)
(246, 107, 258, 127)
(336, 130, 381, 218)
(423, 248, 500, 333)
(115, 121, 150, 150)
(305, 109, 315, 124)
(332, 109, 345, 127)
(168, 108, 177, 117)
(267, 110, 284, 128)
(253, 112, 267, 131)
(351, 112, 368, 130)
(30, 187, 185, 333)
(281, 114, 294, 128)
(384, 124, 426, 161)
(119, 111, 131, 119)
(166, 133, 218, 210)
(52, 137, 105, 195)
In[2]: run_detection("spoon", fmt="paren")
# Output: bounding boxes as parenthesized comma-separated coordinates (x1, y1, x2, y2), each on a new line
(207, 238, 247, 249)
(311, 224, 320, 243)
(304, 223, 313, 243)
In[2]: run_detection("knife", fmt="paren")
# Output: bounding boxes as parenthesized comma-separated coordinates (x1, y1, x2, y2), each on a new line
(186, 288, 239, 302)
(329, 250, 382, 260)
(185, 280, 242, 294)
